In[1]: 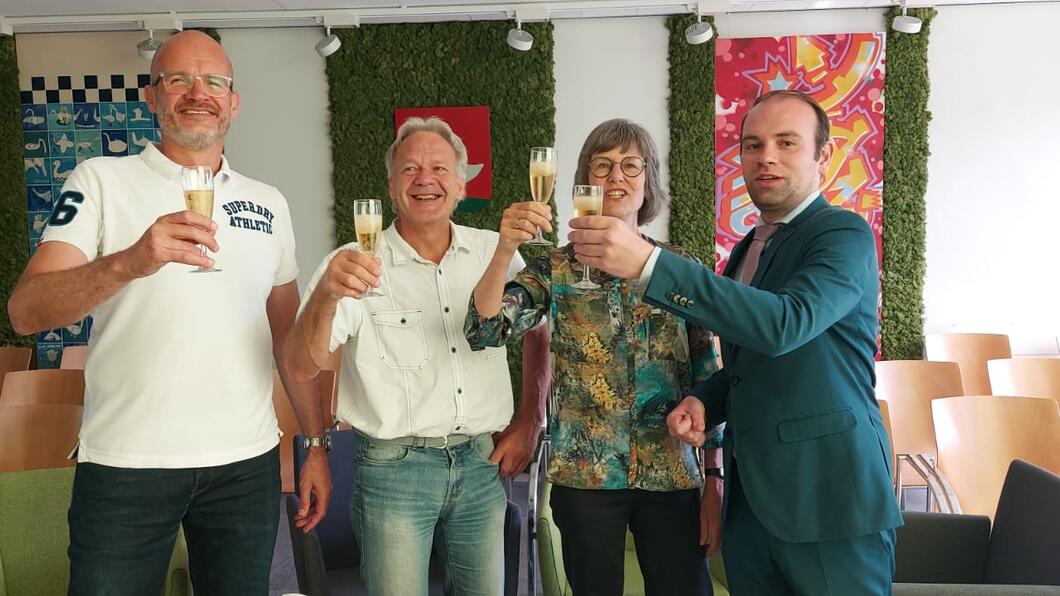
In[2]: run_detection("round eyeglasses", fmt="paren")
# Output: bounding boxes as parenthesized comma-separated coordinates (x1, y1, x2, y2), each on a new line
(153, 72, 234, 98)
(589, 156, 646, 178)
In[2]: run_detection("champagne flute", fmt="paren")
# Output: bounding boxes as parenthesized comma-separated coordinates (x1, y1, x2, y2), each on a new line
(571, 185, 603, 291)
(526, 147, 556, 246)
(180, 165, 220, 273)
(354, 199, 386, 297)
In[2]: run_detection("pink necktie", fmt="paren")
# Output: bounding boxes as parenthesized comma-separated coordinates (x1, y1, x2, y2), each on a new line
(739, 223, 782, 285)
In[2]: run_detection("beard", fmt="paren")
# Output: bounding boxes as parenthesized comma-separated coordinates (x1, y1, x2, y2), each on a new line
(156, 102, 231, 151)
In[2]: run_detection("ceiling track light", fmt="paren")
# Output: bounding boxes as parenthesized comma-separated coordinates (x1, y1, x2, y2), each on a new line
(891, 0, 923, 33)
(507, 18, 534, 51)
(684, 7, 714, 45)
(136, 29, 163, 60)
(316, 25, 342, 57)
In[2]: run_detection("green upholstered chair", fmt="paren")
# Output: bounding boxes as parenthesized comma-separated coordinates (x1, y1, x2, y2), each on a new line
(0, 466, 190, 596)
(536, 480, 730, 596)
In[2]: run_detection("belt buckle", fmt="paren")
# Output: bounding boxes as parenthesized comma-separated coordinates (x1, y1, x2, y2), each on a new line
(439, 435, 449, 449)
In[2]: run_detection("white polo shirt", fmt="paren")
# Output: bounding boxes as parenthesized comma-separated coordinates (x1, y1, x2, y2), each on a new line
(301, 223, 523, 440)
(41, 143, 298, 468)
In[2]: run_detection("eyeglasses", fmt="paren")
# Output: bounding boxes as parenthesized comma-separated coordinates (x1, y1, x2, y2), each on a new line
(152, 72, 234, 97)
(589, 156, 646, 178)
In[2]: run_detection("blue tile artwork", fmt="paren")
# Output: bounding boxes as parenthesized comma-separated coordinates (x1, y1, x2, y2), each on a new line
(22, 73, 160, 367)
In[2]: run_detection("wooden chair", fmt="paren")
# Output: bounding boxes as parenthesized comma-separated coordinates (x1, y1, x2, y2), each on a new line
(0, 369, 86, 406)
(875, 360, 964, 510)
(0, 346, 33, 387)
(0, 404, 83, 473)
(987, 358, 1060, 405)
(272, 369, 339, 493)
(924, 333, 1011, 395)
(931, 395, 1060, 519)
(60, 345, 89, 369)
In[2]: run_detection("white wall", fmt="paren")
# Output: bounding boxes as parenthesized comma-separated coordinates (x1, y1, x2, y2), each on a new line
(216, 9, 1060, 351)
(553, 17, 672, 241)
(222, 28, 334, 292)
(924, 3, 1060, 354)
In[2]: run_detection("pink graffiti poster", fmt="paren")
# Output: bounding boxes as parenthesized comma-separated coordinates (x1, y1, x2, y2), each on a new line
(715, 33, 885, 273)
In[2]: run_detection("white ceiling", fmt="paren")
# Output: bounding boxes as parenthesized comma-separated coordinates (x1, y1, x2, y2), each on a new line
(0, 0, 1052, 31)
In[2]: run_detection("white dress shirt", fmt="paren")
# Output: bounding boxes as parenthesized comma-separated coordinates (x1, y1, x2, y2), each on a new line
(300, 222, 524, 440)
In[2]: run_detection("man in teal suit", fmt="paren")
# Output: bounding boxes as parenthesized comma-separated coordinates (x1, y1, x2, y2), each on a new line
(568, 90, 902, 594)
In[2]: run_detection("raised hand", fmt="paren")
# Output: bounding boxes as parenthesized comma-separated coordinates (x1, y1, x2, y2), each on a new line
(568, 215, 654, 279)
(499, 201, 553, 253)
(319, 249, 384, 301)
(121, 210, 219, 277)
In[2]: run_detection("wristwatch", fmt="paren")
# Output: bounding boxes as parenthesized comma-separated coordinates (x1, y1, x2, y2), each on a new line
(705, 467, 724, 480)
(303, 435, 332, 453)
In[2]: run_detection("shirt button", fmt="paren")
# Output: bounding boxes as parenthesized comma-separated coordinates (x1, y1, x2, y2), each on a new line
(457, 388, 463, 394)
(444, 307, 450, 313)
(438, 269, 442, 275)
(451, 347, 456, 353)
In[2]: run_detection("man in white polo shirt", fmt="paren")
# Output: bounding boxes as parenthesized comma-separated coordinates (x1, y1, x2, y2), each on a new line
(285, 116, 549, 595)
(7, 31, 331, 595)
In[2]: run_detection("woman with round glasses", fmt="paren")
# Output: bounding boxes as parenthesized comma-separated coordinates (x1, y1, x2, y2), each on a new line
(465, 118, 723, 595)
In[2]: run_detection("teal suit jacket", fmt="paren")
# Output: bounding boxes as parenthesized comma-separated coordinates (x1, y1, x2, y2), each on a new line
(645, 196, 902, 543)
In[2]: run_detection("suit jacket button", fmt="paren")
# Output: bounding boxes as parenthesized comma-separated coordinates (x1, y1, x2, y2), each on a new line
(666, 291, 675, 300)
(679, 297, 689, 306)
(731, 376, 741, 386)
(686, 299, 695, 308)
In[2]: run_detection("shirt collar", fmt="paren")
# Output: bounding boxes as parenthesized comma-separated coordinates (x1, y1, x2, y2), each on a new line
(773, 189, 820, 225)
(139, 142, 234, 184)
(384, 220, 470, 265)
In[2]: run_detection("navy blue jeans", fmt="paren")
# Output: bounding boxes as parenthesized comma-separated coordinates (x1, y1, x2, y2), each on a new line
(67, 446, 280, 596)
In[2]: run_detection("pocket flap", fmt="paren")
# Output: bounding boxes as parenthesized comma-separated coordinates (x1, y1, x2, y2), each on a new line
(777, 408, 856, 443)
(370, 309, 422, 328)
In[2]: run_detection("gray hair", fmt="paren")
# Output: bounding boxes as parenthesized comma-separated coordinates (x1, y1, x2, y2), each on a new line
(573, 118, 668, 225)
(385, 117, 469, 181)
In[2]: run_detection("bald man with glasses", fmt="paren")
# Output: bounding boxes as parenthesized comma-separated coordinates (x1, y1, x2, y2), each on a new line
(8, 30, 331, 595)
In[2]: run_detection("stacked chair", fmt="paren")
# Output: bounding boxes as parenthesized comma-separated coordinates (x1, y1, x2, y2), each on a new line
(0, 347, 189, 595)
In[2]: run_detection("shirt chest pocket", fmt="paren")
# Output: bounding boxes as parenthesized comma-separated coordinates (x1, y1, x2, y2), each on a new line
(370, 309, 428, 370)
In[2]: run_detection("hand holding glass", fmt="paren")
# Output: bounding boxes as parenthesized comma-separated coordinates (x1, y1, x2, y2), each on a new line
(180, 166, 220, 273)
(571, 185, 603, 291)
(354, 199, 385, 297)
(526, 147, 557, 246)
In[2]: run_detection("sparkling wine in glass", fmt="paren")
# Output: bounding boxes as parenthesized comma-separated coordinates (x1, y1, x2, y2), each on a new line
(181, 165, 220, 273)
(526, 147, 556, 246)
(571, 185, 603, 291)
(354, 199, 386, 297)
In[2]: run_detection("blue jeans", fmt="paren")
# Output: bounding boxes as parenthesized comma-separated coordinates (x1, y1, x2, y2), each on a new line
(351, 433, 507, 596)
(68, 446, 280, 596)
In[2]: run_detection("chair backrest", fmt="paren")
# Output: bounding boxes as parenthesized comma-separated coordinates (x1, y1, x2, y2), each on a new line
(987, 358, 1060, 405)
(271, 369, 338, 493)
(0, 347, 33, 387)
(0, 467, 77, 595)
(876, 399, 896, 483)
(931, 396, 1060, 519)
(59, 345, 89, 370)
(875, 360, 964, 459)
(0, 404, 82, 473)
(984, 459, 1060, 586)
(0, 369, 86, 407)
(924, 333, 1012, 395)
(0, 466, 191, 596)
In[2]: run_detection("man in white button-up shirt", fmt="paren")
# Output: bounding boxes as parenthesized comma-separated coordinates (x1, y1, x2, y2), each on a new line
(286, 116, 548, 594)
